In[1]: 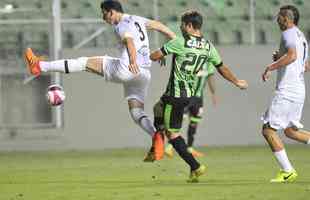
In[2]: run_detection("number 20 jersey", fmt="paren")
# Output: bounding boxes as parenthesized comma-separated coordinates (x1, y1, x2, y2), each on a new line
(113, 14, 151, 68)
(161, 34, 222, 98)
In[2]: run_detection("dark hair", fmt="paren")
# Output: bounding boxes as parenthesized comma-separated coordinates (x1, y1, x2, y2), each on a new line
(100, 0, 123, 13)
(181, 10, 203, 30)
(280, 5, 299, 25)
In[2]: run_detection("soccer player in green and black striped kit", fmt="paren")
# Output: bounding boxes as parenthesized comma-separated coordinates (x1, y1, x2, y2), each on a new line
(147, 10, 248, 182)
(165, 63, 217, 158)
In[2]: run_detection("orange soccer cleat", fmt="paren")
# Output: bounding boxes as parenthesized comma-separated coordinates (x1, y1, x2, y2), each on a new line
(152, 131, 165, 160)
(143, 131, 165, 162)
(187, 147, 205, 158)
(24, 48, 42, 76)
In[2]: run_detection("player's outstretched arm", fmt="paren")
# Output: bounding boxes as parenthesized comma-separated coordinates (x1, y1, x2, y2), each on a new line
(146, 20, 176, 39)
(217, 64, 248, 89)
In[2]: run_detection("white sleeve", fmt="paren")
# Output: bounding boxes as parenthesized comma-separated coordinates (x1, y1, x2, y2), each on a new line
(116, 22, 134, 40)
(282, 30, 297, 49)
(135, 16, 151, 26)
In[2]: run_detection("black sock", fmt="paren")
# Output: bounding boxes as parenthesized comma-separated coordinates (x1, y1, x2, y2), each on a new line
(187, 123, 197, 147)
(169, 136, 200, 171)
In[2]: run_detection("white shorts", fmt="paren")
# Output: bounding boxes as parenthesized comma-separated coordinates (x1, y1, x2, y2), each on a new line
(101, 56, 151, 103)
(262, 95, 304, 130)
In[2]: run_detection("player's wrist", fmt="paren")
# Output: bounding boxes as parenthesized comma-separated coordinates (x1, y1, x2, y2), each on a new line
(266, 64, 274, 71)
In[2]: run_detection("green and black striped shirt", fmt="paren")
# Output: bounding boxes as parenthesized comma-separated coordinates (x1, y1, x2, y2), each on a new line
(161, 34, 222, 98)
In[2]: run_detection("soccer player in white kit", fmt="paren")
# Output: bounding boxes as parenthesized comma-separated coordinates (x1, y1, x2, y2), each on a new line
(261, 5, 310, 183)
(24, 0, 176, 161)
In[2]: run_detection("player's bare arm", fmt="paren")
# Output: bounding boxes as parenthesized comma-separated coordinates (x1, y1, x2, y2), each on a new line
(150, 49, 166, 67)
(150, 49, 164, 61)
(123, 36, 139, 74)
(207, 74, 216, 95)
(207, 74, 218, 106)
(262, 47, 297, 81)
(217, 64, 248, 89)
(146, 20, 176, 39)
(305, 60, 310, 72)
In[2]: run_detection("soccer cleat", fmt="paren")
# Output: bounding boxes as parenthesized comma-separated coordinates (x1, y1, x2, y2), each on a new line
(24, 48, 42, 76)
(143, 131, 165, 162)
(143, 147, 155, 162)
(187, 147, 205, 158)
(165, 144, 174, 158)
(270, 170, 298, 183)
(187, 164, 207, 183)
(152, 131, 165, 160)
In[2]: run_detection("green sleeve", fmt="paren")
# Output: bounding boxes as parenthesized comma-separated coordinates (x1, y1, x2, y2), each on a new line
(208, 43, 223, 67)
(161, 37, 183, 55)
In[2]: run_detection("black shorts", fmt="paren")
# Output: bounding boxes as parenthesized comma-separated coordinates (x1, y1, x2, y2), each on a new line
(161, 95, 191, 132)
(187, 96, 203, 117)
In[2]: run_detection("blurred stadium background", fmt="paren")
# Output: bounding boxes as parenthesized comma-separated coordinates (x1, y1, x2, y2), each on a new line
(0, 0, 310, 150)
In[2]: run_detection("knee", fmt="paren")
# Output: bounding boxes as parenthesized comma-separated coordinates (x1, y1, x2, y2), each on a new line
(284, 128, 296, 138)
(189, 111, 202, 126)
(262, 124, 271, 137)
(189, 119, 199, 128)
(129, 107, 146, 124)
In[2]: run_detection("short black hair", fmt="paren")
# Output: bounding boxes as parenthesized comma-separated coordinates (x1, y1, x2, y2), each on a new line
(280, 5, 299, 25)
(181, 10, 203, 30)
(100, 0, 123, 13)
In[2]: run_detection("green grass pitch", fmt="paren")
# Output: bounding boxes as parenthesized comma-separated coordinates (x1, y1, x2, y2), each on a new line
(0, 146, 310, 200)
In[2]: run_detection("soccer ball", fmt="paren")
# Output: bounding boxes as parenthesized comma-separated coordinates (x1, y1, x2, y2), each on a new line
(46, 84, 65, 106)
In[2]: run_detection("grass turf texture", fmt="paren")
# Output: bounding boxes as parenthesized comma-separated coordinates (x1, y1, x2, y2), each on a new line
(0, 146, 310, 200)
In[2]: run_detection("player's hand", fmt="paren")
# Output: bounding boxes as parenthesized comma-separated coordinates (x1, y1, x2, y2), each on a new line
(235, 79, 248, 89)
(128, 62, 139, 74)
(272, 50, 280, 61)
(262, 67, 271, 82)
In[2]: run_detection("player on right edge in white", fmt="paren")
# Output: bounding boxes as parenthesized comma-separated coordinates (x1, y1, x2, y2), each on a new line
(24, 0, 176, 161)
(261, 5, 310, 183)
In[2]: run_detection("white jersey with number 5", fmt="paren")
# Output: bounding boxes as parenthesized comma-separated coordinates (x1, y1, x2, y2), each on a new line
(113, 14, 151, 69)
(277, 26, 308, 103)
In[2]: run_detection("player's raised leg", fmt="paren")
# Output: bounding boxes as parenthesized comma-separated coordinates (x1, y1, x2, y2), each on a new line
(24, 48, 103, 76)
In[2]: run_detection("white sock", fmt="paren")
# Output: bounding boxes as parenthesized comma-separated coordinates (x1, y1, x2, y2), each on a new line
(274, 149, 294, 172)
(307, 139, 310, 144)
(139, 116, 156, 137)
(39, 57, 88, 73)
(130, 107, 156, 137)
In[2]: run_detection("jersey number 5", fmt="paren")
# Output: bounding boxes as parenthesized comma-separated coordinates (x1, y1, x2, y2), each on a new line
(134, 22, 145, 41)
